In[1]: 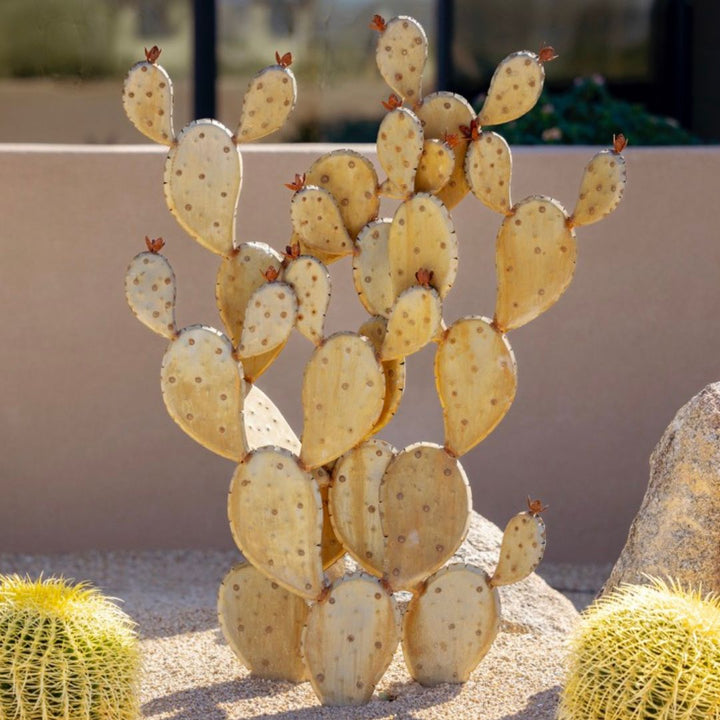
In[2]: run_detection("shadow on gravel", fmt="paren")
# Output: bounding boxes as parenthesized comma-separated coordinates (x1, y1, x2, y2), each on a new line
(143, 678, 292, 720)
(142, 676, 462, 720)
(498, 686, 561, 720)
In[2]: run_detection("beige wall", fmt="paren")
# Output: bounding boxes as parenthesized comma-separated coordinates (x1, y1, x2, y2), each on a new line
(1, 143, 718, 563)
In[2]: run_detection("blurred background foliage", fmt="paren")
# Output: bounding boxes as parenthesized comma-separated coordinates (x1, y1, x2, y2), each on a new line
(0, 0, 120, 78)
(487, 77, 701, 146)
(0, 0, 712, 144)
(0, 0, 192, 78)
(293, 76, 702, 145)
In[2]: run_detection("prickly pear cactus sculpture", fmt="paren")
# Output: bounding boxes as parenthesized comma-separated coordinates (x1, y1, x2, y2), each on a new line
(124, 24, 627, 705)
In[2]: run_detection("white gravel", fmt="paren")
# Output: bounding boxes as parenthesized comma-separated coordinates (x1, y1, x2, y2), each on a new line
(0, 550, 607, 719)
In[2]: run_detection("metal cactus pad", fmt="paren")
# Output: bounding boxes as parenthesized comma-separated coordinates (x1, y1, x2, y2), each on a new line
(123, 20, 626, 705)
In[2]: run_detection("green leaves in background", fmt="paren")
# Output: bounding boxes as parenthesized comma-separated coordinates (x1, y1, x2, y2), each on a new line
(486, 76, 701, 146)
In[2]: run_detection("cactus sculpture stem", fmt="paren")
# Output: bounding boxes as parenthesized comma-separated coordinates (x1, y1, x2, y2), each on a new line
(123, 15, 626, 705)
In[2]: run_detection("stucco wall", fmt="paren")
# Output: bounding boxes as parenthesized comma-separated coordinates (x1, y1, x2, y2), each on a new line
(1, 143, 718, 562)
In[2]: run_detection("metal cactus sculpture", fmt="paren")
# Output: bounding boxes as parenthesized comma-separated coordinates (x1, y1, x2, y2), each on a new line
(123, 16, 626, 706)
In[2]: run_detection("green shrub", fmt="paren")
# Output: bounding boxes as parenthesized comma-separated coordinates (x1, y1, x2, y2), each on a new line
(486, 76, 701, 145)
(0, 0, 119, 78)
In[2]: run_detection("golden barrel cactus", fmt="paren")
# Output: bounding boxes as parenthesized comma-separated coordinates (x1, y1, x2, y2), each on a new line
(559, 579, 720, 720)
(0, 575, 141, 720)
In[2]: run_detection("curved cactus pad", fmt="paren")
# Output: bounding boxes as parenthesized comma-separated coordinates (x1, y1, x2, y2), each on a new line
(311, 464, 331, 490)
(328, 439, 396, 577)
(379, 443, 472, 591)
(228, 447, 324, 599)
(306, 150, 380, 239)
(436, 141, 471, 210)
(243, 383, 300, 454)
(216, 242, 283, 346)
(236, 65, 297, 143)
(218, 562, 309, 682)
(216, 242, 285, 380)
(244, 346, 289, 383)
(284, 256, 331, 345)
(353, 220, 394, 318)
(358, 315, 388, 352)
(290, 186, 353, 257)
(403, 564, 500, 685)
(359, 316, 407, 435)
(302, 573, 400, 706)
(381, 286, 442, 361)
(123, 61, 174, 145)
(293, 231, 344, 266)
(125, 251, 177, 338)
(164, 120, 242, 256)
(435, 317, 517, 457)
(374, 358, 406, 434)
(572, 149, 627, 227)
(415, 91, 475, 137)
(376, 16, 427, 105)
(495, 196, 577, 331)
(238, 281, 297, 358)
(319, 483, 345, 569)
(388, 193, 458, 300)
(491, 511, 546, 587)
(415, 139, 455, 194)
(300, 333, 386, 469)
(160, 326, 247, 460)
(378, 178, 406, 200)
(377, 108, 424, 197)
(478, 51, 545, 126)
(415, 91, 475, 209)
(465, 132, 513, 214)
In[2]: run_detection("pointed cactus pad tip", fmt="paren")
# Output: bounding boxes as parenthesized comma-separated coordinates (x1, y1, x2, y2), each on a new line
(415, 268, 434, 288)
(613, 133, 628, 153)
(459, 119, 481, 141)
(145, 235, 165, 253)
(370, 14, 386, 32)
(443, 131, 460, 149)
(527, 496, 549, 516)
(382, 93, 403, 110)
(538, 46, 558, 63)
(285, 173, 306, 191)
(145, 45, 161, 63)
(275, 50, 293, 68)
(261, 266, 281, 282)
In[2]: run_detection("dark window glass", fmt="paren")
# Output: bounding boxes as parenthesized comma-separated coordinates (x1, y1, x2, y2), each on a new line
(217, 1, 435, 143)
(0, 0, 192, 143)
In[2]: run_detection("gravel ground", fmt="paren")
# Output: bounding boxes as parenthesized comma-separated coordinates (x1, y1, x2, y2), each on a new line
(0, 550, 610, 719)
(537, 562, 611, 612)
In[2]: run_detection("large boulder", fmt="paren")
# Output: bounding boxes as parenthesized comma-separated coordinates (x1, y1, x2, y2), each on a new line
(604, 382, 720, 595)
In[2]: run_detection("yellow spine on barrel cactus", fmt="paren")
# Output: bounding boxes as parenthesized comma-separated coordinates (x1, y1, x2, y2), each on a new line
(559, 579, 720, 720)
(0, 575, 141, 720)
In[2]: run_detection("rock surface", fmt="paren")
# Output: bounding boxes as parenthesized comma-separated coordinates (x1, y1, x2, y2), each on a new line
(1, 511, 578, 719)
(605, 382, 720, 595)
